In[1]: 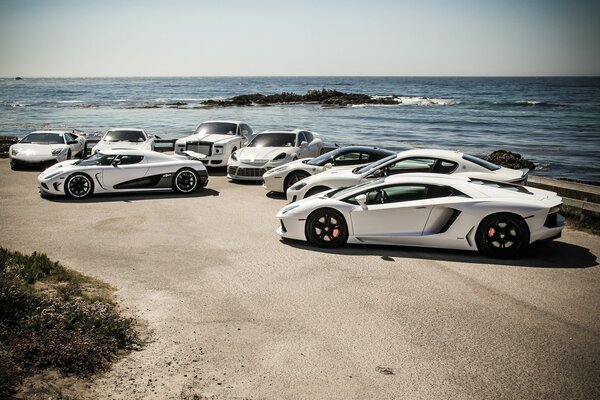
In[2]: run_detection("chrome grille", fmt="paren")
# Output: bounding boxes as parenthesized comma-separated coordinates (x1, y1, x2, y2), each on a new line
(186, 141, 212, 156)
(229, 167, 266, 177)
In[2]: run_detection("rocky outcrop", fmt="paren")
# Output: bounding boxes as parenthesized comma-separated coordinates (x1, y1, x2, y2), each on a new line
(0, 136, 18, 158)
(485, 150, 536, 170)
(202, 89, 398, 107)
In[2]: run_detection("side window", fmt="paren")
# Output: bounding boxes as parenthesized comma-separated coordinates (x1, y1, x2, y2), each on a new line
(117, 155, 144, 165)
(297, 132, 307, 146)
(433, 159, 458, 174)
(304, 132, 313, 143)
(388, 158, 436, 175)
(63, 133, 73, 143)
(241, 124, 252, 136)
(425, 185, 452, 199)
(346, 185, 428, 205)
(333, 152, 362, 166)
(367, 152, 388, 162)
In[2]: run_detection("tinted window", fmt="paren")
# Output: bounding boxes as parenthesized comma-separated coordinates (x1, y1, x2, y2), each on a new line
(20, 133, 64, 144)
(463, 154, 501, 171)
(104, 130, 146, 142)
(333, 152, 362, 166)
(63, 133, 74, 142)
(298, 132, 307, 145)
(241, 124, 253, 135)
(304, 131, 313, 143)
(117, 155, 144, 165)
(195, 122, 238, 136)
(388, 158, 436, 174)
(77, 153, 116, 166)
(355, 154, 397, 174)
(433, 160, 458, 173)
(248, 133, 296, 148)
(347, 185, 428, 205)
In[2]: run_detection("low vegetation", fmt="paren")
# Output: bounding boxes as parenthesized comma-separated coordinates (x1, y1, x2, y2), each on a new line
(0, 248, 141, 398)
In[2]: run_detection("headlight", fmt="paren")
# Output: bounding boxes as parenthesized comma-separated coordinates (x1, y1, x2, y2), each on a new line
(11, 148, 19, 156)
(52, 148, 63, 156)
(230, 151, 238, 161)
(214, 146, 223, 155)
(272, 152, 287, 161)
(290, 182, 307, 191)
(281, 204, 300, 214)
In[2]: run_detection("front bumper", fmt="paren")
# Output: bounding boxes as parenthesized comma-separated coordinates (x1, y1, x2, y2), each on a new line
(228, 163, 273, 181)
(37, 176, 65, 196)
(262, 175, 285, 192)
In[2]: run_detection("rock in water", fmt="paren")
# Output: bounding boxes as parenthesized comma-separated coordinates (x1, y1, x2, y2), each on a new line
(485, 150, 536, 170)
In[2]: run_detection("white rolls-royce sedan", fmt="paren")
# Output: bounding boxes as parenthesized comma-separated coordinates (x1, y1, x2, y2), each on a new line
(91, 128, 155, 154)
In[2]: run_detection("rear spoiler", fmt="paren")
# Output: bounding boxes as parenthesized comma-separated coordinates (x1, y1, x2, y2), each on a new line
(182, 150, 207, 161)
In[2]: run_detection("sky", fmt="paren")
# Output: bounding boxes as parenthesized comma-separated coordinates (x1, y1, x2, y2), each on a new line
(0, 0, 599, 77)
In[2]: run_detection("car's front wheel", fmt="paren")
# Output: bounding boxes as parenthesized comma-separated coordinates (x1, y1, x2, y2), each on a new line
(173, 168, 199, 194)
(284, 171, 310, 192)
(475, 213, 530, 258)
(305, 208, 348, 248)
(65, 173, 94, 199)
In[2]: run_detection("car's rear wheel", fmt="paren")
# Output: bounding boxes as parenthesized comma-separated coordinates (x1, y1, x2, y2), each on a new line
(475, 213, 530, 258)
(305, 208, 348, 248)
(173, 168, 199, 194)
(65, 173, 94, 199)
(284, 171, 310, 192)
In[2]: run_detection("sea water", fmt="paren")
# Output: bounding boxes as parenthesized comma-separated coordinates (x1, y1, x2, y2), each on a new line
(1, 76, 599, 181)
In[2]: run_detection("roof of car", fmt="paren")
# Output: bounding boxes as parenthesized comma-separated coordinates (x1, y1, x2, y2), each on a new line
(331, 145, 394, 153)
(259, 129, 304, 134)
(30, 130, 69, 135)
(201, 120, 244, 125)
(106, 128, 146, 132)
(395, 148, 465, 159)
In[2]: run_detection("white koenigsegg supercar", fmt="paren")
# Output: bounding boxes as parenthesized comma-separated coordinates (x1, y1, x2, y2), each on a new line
(38, 149, 208, 198)
(286, 149, 529, 202)
(227, 129, 324, 181)
(262, 146, 396, 193)
(91, 128, 155, 154)
(174, 120, 255, 167)
(276, 174, 564, 258)
(9, 130, 87, 169)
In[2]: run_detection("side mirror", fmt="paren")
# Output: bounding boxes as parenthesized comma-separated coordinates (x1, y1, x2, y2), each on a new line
(300, 141, 308, 148)
(355, 194, 368, 210)
(324, 163, 333, 170)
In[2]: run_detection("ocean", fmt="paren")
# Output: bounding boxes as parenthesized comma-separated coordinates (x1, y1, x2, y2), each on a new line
(1, 76, 599, 181)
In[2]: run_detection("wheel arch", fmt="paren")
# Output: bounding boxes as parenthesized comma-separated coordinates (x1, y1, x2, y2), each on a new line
(304, 206, 351, 243)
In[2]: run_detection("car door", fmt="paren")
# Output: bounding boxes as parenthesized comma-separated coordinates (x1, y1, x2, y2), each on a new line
(348, 184, 433, 240)
(101, 154, 149, 188)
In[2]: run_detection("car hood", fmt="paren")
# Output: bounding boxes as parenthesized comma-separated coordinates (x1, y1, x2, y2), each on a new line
(237, 147, 294, 161)
(38, 159, 81, 178)
(179, 133, 238, 144)
(11, 143, 68, 156)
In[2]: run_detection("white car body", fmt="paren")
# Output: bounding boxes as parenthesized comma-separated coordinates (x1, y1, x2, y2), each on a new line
(91, 128, 155, 154)
(262, 146, 396, 193)
(174, 120, 255, 167)
(9, 130, 87, 168)
(38, 149, 208, 198)
(228, 129, 324, 181)
(276, 174, 564, 258)
(286, 149, 529, 202)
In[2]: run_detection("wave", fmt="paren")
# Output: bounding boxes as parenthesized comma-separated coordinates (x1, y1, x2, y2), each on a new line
(483, 100, 567, 107)
(366, 95, 460, 106)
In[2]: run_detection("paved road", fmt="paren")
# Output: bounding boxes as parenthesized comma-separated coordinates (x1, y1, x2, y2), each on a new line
(1, 160, 599, 399)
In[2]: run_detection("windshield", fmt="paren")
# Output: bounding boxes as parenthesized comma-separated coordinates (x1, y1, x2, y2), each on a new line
(328, 178, 385, 199)
(248, 133, 296, 148)
(20, 133, 64, 144)
(104, 130, 146, 142)
(463, 154, 501, 171)
(307, 148, 343, 166)
(355, 154, 396, 174)
(75, 152, 117, 166)
(195, 122, 238, 136)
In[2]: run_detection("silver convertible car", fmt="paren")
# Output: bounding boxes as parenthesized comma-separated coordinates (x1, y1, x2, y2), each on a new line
(38, 149, 208, 198)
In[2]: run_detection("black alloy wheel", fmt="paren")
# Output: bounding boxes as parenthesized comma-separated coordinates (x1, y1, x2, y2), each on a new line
(284, 171, 310, 192)
(65, 173, 93, 198)
(305, 209, 348, 248)
(173, 169, 198, 193)
(476, 213, 530, 258)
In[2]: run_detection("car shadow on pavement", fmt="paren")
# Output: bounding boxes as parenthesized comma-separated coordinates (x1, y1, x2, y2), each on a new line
(280, 238, 598, 269)
(40, 188, 220, 203)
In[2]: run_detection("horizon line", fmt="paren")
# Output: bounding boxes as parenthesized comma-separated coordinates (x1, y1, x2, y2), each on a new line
(3, 75, 600, 79)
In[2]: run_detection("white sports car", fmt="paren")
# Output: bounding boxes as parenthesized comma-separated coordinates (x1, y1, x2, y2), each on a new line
(227, 129, 324, 181)
(91, 128, 155, 154)
(276, 174, 564, 258)
(263, 146, 395, 193)
(174, 120, 255, 167)
(38, 149, 208, 199)
(9, 130, 87, 169)
(286, 149, 529, 202)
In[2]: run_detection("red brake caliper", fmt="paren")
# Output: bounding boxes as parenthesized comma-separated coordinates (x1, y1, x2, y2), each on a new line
(488, 227, 496, 237)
